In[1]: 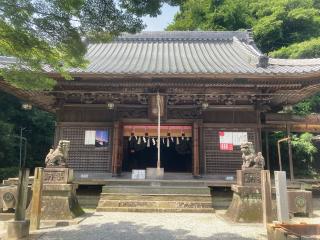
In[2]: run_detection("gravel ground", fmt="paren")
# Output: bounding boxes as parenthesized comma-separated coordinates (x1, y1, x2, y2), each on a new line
(35, 211, 267, 240)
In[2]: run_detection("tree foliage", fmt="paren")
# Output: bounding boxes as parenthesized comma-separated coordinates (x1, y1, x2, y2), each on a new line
(270, 37, 320, 59)
(167, 0, 253, 31)
(0, 91, 55, 169)
(168, 0, 320, 54)
(0, 0, 180, 89)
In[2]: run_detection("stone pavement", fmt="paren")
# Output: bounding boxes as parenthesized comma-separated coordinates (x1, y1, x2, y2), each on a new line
(34, 211, 267, 240)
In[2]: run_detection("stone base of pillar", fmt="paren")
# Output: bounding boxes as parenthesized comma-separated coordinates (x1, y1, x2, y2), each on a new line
(225, 169, 263, 223)
(6, 220, 30, 240)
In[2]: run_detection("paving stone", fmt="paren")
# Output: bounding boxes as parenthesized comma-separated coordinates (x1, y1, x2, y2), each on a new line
(36, 211, 267, 240)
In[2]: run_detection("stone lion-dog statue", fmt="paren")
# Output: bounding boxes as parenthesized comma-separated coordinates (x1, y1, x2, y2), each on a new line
(45, 140, 70, 167)
(240, 142, 265, 170)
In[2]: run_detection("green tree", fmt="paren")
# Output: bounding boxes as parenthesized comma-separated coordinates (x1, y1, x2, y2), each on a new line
(0, 91, 55, 169)
(0, 0, 181, 90)
(167, 0, 253, 31)
(0, 90, 57, 180)
(168, 0, 320, 54)
(291, 133, 318, 177)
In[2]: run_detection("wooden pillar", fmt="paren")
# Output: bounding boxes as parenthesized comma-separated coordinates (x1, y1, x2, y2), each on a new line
(118, 123, 123, 173)
(256, 110, 262, 152)
(112, 121, 121, 176)
(265, 131, 270, 170)
(30, 167, 44, 231)
(199, 121, 204, 174)
(192, 121, 200, 177)
(287, 125, 294, 181)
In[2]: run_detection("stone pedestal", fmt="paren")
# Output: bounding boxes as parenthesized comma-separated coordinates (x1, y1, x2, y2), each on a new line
(39, 168, 84, 220)
(225, 169, 263, 223)
(6, 220, 30, 240)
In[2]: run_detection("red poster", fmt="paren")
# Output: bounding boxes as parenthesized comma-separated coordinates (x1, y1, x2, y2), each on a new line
(219, 131, 233, 151)
(219, 143, 233, 151)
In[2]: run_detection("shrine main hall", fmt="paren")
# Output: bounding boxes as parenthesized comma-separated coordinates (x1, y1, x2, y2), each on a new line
(1, 31, 320, 182)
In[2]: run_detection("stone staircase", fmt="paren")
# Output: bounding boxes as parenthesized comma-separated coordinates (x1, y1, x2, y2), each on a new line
(96, 180, 214, 213)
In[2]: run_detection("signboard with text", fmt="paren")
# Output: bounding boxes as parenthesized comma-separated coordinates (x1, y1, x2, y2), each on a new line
(131, 169, 146, 179)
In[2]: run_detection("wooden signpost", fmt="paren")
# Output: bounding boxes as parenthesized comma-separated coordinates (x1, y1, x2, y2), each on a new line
(30, 167, 44, 231)
(261, 170, 273, 227)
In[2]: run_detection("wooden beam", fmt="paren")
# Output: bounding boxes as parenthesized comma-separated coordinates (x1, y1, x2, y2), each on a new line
(262, 124, 320, 133)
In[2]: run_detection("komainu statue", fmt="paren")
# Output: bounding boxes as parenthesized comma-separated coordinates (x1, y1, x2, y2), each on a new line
(240, 142, 265, 170)
(45, 140, 70, 167)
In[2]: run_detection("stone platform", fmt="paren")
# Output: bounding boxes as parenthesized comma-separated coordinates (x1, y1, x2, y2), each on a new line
(97, 180, 214, 213)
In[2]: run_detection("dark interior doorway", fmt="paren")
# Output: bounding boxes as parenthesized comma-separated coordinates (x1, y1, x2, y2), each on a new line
(122, 136, 192, 172)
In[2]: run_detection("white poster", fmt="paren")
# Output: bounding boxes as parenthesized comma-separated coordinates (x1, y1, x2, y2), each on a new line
(84, 130, 96, 145)
(232, 132, 248, 146)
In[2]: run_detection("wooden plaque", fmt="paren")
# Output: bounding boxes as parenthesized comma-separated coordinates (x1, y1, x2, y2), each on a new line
(148, 95, 166, 120)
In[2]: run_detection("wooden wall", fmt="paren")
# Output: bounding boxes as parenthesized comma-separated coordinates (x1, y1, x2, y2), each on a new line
(56, 126, 112, 172)
(57, 107, 114, 122)
(203, 111, 257, 123)
(201, 110, 259, 175)
(56, 107, 113, 172)
(203, 127, 256, 175)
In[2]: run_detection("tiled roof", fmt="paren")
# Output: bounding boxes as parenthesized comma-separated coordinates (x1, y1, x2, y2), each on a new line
(2, 31, 320, 77)
(68, 31, 320, 76)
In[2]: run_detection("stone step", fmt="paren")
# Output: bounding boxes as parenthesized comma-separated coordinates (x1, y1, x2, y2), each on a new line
(102, 186, 211, 195)
(102, 180, 209, 187)
(96, 207, 215, 213)
(100, 193, 212, 201)
(98, 200, 213, 209)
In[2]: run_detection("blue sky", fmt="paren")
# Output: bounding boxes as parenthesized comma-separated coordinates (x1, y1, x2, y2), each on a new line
(142, 4, 179, 31)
